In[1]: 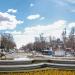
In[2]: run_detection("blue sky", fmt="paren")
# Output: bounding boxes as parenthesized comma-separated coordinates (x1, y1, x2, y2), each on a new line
(0, 0, 75, 48)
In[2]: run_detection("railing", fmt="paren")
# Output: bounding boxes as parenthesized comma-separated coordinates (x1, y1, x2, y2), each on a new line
(0, 58, 75, 75)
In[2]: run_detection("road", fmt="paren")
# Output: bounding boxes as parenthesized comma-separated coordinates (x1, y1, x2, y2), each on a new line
(0, 59, 75, 71)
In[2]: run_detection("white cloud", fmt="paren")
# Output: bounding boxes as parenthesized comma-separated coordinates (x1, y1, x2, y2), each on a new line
(27, 14, 40, 20)
(8, 20, 75, 48)
(54, 0, 68, 7)
(40, 17, 45, 20)
(30, 3, 34, 7)
(71, 9, 75, 12)
(66, 0, 75, 4)
(68, 22, 75, 28)
(7, 9, 17, 13)
(0, 12, 23, 30)
(24, 20, 66, 37)
(10, 20, 67, 48)
(27, 14, 45, 20)
(65, 22, 75, 34)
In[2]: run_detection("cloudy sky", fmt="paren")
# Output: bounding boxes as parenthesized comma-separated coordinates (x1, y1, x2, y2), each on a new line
(0, 0, 75, 48)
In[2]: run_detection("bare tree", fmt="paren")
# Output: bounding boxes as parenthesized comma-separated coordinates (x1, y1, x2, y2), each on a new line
(69, 27, 75, 50)
(1, 33, 16, 52)
(62, 28, 66, 49)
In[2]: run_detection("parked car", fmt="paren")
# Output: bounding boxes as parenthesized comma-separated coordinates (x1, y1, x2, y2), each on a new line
(42, 49, 53, 55)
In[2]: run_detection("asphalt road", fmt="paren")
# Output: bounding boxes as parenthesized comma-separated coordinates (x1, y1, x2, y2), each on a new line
(0, 59, 75, 71)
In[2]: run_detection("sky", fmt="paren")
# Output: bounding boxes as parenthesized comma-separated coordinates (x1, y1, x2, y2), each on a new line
(0, 0, 75, 48)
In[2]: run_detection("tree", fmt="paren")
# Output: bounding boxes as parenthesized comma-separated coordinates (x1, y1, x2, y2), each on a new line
(1, 33, 16, 52)
(62, 27, 75, 50)
(62, 28, 67, 49)
(33, 33, 47, 52)
(69, 27, 75, 49)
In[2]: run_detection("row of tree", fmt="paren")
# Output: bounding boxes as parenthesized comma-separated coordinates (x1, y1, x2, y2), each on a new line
(62, 27, 75, 50)
(20, 27, 75, 52)
(0, 33, 16, 52)
(0, 27, 75, 53)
